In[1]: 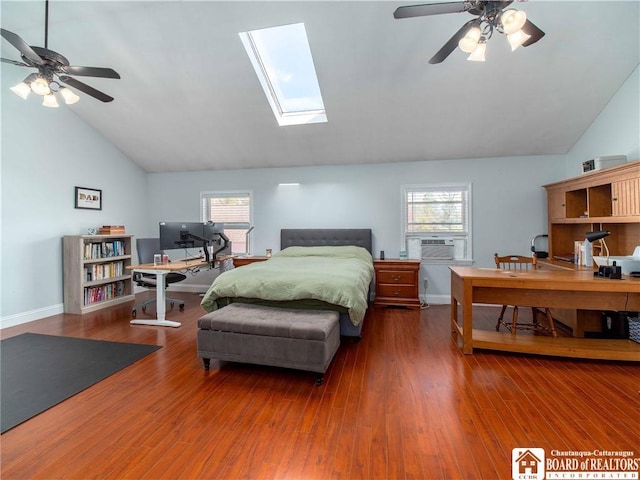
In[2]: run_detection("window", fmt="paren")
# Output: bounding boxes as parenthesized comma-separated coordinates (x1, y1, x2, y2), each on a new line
(201, 192, 252, 255)
(402, 183, 473, 262)
(239, 22, 327, 126)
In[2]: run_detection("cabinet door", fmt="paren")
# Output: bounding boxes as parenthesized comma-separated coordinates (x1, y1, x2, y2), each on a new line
(612, 177, 640, 216)
(547, 189, 566, 219)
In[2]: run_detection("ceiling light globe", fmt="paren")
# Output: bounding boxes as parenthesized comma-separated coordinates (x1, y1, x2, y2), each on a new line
(43, 93, 59, 108)
(60, 87, 80, 105)
(30, 77, 51, 96)
(458, 26, 482, 53)
(10, 82, 31, 100)
(467, 41, 486, 62)
(501, 9, 527, 35)
(507, 29, 532, 51)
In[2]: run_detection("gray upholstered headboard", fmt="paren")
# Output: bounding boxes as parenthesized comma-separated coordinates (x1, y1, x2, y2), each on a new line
(281, 229, 372, 254)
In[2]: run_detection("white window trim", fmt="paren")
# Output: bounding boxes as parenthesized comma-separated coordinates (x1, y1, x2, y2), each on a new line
(401, 182, 474, 265)
(201, 190, 253, 255)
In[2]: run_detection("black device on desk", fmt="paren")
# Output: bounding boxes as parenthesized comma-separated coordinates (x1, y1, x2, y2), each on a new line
(159, 221, 230, 265)
(594, 261, 622, 279)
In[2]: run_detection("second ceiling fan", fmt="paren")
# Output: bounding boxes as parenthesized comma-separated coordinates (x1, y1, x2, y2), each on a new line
(394, 0, 545, 64)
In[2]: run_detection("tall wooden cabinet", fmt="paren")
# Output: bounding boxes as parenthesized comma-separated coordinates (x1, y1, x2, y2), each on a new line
(63, 234, 135, 314)
(542, 161, 639, 336)
(543, 161, 640, 259)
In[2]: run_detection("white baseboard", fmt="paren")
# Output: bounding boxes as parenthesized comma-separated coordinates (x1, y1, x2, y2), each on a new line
(0, 292, 446, 330)
(1, 303, 64, 330)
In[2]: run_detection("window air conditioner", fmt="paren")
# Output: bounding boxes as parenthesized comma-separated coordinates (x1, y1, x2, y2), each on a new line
(421, 238, 455, 260)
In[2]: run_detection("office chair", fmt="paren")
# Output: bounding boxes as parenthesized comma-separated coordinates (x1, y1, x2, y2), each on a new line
(494, 253, 558, 337)
(132, 238, 186, 318)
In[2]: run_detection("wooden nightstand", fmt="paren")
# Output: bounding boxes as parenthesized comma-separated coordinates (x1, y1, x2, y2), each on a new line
(232, 256, 270, 268)
(373, 259, 421, 309)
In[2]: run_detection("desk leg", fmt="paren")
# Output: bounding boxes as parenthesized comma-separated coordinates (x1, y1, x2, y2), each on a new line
(450, 273, 473, 354)
(462, 292, 473, 354)
(451, 295, 458, 336)
(130, 271, 181, 328)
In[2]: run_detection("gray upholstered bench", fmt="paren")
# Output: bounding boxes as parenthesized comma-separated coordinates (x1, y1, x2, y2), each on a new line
(197, 303, 340, 385)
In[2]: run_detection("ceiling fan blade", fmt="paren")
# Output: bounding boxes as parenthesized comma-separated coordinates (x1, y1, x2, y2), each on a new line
(1, 57, 30, 67)
(62, 65, 121, 79)
(0, 28, 45, 66)
(58, 75, 114, 103)
(394, 1, 469, 19)
(429, 19, 476, 64)
(521, 19, 545, 47)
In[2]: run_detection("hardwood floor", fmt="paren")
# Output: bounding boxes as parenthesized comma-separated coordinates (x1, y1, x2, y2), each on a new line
(1, 292, 638, 479)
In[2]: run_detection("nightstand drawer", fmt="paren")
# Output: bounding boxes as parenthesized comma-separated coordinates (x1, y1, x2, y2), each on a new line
(377, 285, 416, 298)
(377, 270, 416, 284)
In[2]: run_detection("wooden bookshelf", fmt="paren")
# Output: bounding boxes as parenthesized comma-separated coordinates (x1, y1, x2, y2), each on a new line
(541, 163, 639, 338)
(543, 161, 640, 259)
(63, 234, 135, 314)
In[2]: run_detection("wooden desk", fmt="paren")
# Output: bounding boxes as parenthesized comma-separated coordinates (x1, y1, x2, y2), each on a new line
(449, 266, 640, 361)
(127, 260, 208, 327)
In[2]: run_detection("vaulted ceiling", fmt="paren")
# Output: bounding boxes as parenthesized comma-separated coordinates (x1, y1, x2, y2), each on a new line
(2, 1, 638, 172)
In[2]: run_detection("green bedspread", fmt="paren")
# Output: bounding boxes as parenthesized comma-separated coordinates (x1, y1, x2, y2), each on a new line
(200, 246, 374, 325)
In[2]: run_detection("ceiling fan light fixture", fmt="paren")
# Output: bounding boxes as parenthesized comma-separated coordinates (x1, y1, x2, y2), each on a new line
(467, 40, 486, 62)
(30, 76, 50, 96)
(42, 93, 59, 108)
(458, 26, 482, 53)
(60, 87, 80, 105)
(507, 29, 531, 51)
(500, 9, 527, 35)
(10, 82, 31, 100)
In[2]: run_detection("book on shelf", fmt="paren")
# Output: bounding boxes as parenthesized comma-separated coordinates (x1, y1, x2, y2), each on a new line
(85, 261, 125, 281)
(83, 240, 126, 260)
(84, 281, 126, 305)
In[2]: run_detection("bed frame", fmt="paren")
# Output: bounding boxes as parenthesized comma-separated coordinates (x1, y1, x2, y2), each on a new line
(281, 229, 373, 254)
(280, 228, 373, 337)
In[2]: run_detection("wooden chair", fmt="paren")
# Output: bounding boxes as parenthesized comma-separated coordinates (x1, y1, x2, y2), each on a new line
(494, 253, 558, 337)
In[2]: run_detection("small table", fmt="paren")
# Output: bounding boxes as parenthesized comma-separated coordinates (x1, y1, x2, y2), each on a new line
(232, 256, 270, 268)
(373, 259, 421, 309)
(127, 260, 208, 327)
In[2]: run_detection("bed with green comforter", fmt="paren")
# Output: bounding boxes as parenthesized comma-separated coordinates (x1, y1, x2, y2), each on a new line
(200, 245, 374, 328)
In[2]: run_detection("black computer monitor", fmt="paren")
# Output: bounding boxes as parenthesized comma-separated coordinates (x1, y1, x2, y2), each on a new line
(159, 221, 230, 264)
(159, 222, 206, 251)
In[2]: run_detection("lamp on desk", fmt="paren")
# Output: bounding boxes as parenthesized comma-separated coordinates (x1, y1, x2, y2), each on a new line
(585, 230, 611, 262)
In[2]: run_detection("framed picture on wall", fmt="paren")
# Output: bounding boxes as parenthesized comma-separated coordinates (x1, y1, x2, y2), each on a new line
(75, 186, 102, 210)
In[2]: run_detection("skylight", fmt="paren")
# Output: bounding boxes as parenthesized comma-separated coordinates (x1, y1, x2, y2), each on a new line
(239, 23, 327, 126)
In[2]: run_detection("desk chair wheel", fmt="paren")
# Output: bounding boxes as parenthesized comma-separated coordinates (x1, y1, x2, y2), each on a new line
(166, 300, 185, 311)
